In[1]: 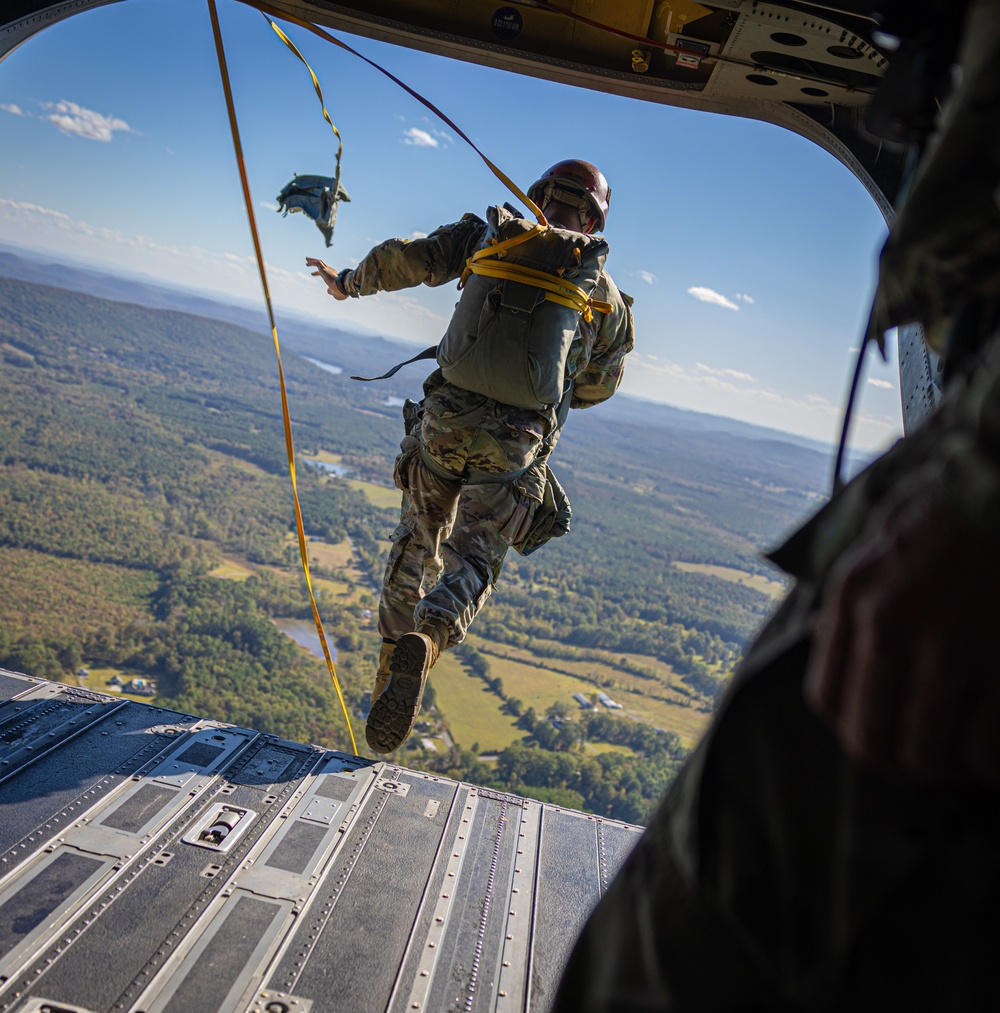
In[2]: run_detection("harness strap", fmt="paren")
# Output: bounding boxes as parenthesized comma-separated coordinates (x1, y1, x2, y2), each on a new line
(460, 224, 613, 322)
(464, 258, 614, 322)
(462, 223, 548, 279)
(351, 345, 438, 382)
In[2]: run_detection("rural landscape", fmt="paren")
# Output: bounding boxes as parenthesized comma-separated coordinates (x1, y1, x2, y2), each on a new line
(0, 250, 835, 823)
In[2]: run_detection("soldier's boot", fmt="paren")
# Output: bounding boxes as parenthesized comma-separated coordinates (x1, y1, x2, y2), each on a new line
(370, 639, 396, 707)
(365, 623, 447, 754)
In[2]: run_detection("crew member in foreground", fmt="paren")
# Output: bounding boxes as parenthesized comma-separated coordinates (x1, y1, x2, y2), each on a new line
(552, 2, 1000, 1009)
(308, 160, 634, 754)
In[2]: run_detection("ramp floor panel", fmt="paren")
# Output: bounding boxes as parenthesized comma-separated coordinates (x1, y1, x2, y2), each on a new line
(0, 669, 642, 1013)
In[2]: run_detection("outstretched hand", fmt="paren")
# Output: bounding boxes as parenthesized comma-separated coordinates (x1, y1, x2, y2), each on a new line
(306, 257, 348, 300)
(805, 482, 1000, 784)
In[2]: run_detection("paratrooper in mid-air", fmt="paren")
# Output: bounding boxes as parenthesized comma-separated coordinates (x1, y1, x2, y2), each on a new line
(308, 159, 635, 753)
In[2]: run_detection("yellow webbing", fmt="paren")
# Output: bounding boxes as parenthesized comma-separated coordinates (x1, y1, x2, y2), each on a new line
(242, 0, 548, 227)
(266, 16, 343, 166)
(245, 8, 618, 330)
(458, 225, 547, 288)
(463, 232, 613, 322)
(208, 0, 358, 755)
(465, 259, 613, 322)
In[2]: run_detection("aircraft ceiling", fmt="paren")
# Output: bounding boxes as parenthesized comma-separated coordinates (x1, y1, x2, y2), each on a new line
(4, 0, 903, 218)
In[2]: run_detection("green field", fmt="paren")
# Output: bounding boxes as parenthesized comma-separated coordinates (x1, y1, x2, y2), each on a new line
(209, 557, 255, 580)
(429, 651, 523, 752)
(467, 637, 713, 747)
(347, 479, 401, 510)
(79, 665, 162, 703)
(310, 449, 345, 465)
(673, 561, 787, 598)
(307, 539, 355, 568)
(427, 633, 715, 752)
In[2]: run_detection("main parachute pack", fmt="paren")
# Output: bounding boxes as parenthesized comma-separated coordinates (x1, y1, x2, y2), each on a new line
(437, 205, 609, 410)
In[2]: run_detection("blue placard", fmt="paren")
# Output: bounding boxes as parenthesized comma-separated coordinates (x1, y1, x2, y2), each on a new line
(491, 6, 523, 40)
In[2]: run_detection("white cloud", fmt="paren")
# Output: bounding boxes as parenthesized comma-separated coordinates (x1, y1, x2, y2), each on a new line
(1, 103, 24, 116)
(42, 100, 136, 142)
(402, 127, 439, 148)
(687, 286, 740, 311)
(696, 362, 758, 383)
(868, 377, 894, 389)
(259, 200, 279, 212)
(401, 124, 452, 148)
(0, 197, 70, 221)
(0, 197, 258, 274)
(623, 353, 901, 451)
(639, 270, 656, 285)
(629, 354, 841, 419)
(735, 292, 755, 304)
(409, 231, 429, 240)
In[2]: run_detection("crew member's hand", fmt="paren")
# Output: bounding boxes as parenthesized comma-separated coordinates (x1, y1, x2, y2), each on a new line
(805, 482, 1000, 783)
(306, 257, 348, 300)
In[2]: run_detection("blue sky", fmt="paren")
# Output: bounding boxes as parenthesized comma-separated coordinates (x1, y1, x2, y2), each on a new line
(0, 0, 899, 450)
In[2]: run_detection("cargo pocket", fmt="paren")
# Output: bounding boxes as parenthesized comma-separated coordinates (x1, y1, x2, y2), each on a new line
(500, 492, 538, 550)
(392, 436, 421, 494)
(384, 522, 414, 586)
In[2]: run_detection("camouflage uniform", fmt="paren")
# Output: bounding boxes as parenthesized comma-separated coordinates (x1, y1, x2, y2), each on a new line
(338, 213, 634, 650)
(553, 2, 1000, 1009)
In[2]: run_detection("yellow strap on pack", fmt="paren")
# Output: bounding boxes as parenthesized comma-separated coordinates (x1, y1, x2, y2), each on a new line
(458, 225, 546, 287)
(209, 0, 358, 755)
(463, 230, 613, 322)
(465, 259, 612, 322)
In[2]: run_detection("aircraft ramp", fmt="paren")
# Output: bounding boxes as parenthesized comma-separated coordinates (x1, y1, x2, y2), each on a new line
(0, 668, 641, 1013)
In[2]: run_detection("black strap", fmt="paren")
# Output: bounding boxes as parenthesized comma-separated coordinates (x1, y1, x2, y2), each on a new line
(350, 344, 438, 382)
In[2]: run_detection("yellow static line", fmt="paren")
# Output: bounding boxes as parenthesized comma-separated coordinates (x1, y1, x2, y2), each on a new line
(208, 0, 357, 755)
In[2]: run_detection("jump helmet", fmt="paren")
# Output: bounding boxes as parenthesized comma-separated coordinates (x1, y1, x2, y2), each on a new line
(527, 159, 611, 233)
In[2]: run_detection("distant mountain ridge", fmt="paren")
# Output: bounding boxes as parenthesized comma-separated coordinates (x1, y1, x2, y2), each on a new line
(0, 243, 844, 462)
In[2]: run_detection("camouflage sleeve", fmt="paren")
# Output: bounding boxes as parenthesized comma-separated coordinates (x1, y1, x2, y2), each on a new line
(933, 332, 1000, 533)
(872, 0, 1000, 352)
(569, 273, 635, 409)
(338, 213, 486, 297)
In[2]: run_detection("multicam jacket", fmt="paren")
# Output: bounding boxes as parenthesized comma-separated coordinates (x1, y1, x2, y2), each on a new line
(336, 211, 634, 413)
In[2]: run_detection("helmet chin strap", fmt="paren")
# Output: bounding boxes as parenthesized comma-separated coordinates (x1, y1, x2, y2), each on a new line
(538, 182, 592, 230)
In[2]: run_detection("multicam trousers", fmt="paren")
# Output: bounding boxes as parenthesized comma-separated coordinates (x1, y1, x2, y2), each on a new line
(378, 378, 549, 650)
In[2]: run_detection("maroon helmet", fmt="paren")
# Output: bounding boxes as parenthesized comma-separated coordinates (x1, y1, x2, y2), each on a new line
(527, 159, 611, 232)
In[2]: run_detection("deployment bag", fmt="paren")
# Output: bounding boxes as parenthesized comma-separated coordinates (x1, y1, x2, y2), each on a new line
(437, 205, 609, 410)
(275, 172, 350, 247)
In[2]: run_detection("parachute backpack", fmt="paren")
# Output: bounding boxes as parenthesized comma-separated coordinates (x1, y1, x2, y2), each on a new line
(438, 205, 610, 410)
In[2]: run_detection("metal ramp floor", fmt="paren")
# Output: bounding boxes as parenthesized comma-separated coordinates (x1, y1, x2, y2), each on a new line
(0, 668, 641, 1013)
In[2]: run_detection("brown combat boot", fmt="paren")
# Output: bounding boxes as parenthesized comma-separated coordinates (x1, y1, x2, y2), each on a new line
(371, 639, 396, 706)
(365, 624, 446, 754)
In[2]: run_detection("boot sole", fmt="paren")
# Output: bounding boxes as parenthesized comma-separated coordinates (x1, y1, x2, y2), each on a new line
(366, 633, 432, 753)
